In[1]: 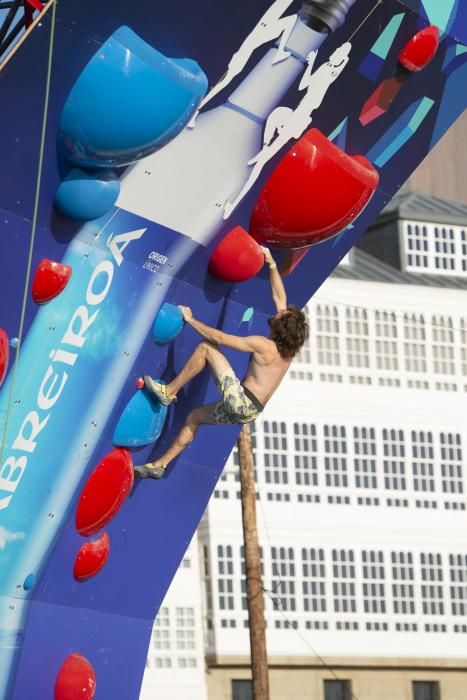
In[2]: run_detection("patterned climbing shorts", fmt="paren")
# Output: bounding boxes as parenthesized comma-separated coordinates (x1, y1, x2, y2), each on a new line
(213, 368, 263, 425)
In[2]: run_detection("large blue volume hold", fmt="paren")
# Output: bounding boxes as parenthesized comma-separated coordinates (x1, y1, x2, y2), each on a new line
(113, 387, 168, 447)
(54, 168, 120, 221)
(58, 26, 208, 168)
(152, 303, 184, 346)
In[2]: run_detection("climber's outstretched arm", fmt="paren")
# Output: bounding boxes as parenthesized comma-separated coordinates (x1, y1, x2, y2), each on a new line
(261, 246, 287, 312)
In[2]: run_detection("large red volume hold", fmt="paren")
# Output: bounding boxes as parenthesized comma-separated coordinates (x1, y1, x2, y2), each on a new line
(54, 653, 96, 700)
(73, 532, 110, 582)
(0, 329, 9, 387)
(250, 129, 379, 249)
(398, 26, 440, 73)
(209, 226, 264, 282)
(76, 448, 133, 537)
(32, 258, 72, 304)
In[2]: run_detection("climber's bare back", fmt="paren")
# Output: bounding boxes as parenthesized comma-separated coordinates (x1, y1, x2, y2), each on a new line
(242, 336, 292, 406)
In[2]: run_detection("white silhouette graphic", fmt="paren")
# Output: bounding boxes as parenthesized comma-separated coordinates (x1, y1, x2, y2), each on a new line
(189, 0, 297, 127)
(223, 42, 352, 219)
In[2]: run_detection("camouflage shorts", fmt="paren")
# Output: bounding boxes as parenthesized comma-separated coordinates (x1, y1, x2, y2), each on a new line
(213, 368, 262, 425)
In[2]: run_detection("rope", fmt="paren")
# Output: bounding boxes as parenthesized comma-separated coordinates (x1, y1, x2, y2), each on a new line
(0, 0, 56, 461)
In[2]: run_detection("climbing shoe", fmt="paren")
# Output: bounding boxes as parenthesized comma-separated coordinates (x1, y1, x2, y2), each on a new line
(143, 375, 177, 405)
(134, 463, 167, 479)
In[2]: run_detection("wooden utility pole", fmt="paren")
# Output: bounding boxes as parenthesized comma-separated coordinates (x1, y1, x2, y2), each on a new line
(237, 424, 270, 700)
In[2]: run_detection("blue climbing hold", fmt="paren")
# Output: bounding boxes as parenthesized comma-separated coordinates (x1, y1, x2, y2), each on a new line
(113, 384, 168, 447)
(58, 25, 208, 168)
(23, 574, 36, 591)
(152, 304, 184, 346)
(54, 169, 120, 221)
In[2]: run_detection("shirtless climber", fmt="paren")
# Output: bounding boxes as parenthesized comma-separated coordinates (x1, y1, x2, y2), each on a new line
(134, 247, 308, 479)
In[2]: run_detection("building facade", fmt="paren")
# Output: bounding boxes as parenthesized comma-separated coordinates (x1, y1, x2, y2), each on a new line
(404, 111, 467, 206)
(140, 193, 467, 700)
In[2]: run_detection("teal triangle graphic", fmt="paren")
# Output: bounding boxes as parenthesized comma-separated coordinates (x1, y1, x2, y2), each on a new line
(241, 307, 254, 324)
(331, 224, 354, 248)
(442, 43, 467, 72)
(372, 13, 405, 59)
(421, 0, 459, 35)
(328, 118, 348, 149)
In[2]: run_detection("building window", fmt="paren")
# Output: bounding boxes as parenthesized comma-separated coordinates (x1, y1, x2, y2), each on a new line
(263, 421, 288, 485)
(316, 304, 340, 366)
(412, 681, 439, 700)
(324, 679, 352, 700)
(462, 228, 467, 271)
(449, 554, 467, 616)
(420, 553, 444, 615)
(383, 429, 406, 490)
(411, 431, 435, 492)
(217, 545, 235, 611)
(293, 305, 312, 364)
(332, 550, 356, 613)
(433, 226, 456, 271)
(440, 433, 464, 494)
(375, 310, 399, 371)
(346, 308, 370, 369)
(353, 427, 377, 489)
(432, 316, 455, 375)
(175, 607, 196, 652)
(405, 223, 429, 269)
(271, 547, 296, 613)
(461, 319, 467, 376)
(232, 680, 253, 700)
(404, 221, 467, 276)
(153, 606, 170, 650)
(324, 425, 348, 488)
(391, 552, 416, 615)
(302, 548, 326, 613)
(362, 551, 386, 614)
(404, 314, 427, 373)
(293, 423, 318, 487)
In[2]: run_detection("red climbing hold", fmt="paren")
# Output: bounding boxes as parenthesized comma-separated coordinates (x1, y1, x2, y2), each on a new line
(55, 653, 96, 700)
(250, 129, 379, 249)
(135, 377, 145, 389)
(25, 0, 44, 11)
(76, 448, 133, 537)
(359, 75, 408, 126)
(73, 532, 110, 582)
(32, 258, 72, 304)
(209, 226, 264, 282)
(0, 329, 9, 387)
(398, 26, 440, 73)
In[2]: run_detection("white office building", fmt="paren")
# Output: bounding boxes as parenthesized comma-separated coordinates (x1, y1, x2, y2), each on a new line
(141, 192, 467, 700)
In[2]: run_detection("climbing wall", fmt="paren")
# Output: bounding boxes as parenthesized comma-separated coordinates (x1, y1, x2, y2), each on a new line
(0, 0, 465, 697)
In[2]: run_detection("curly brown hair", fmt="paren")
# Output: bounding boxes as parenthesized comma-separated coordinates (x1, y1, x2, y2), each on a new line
(268, 306, 309, 360)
